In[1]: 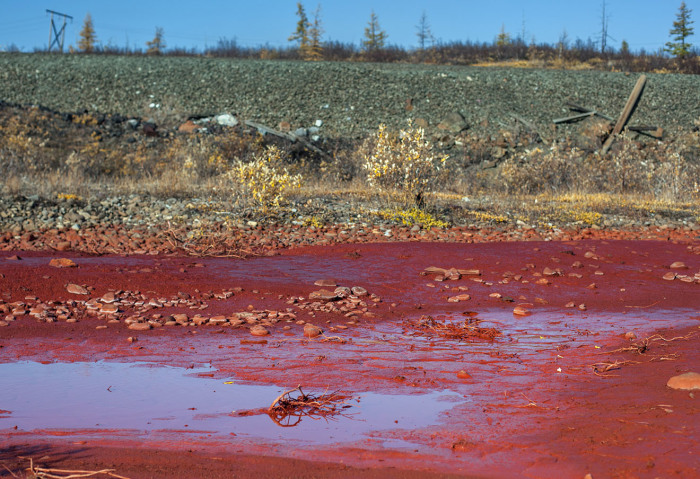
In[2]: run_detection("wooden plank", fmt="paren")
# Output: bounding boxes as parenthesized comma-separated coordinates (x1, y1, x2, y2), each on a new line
(565, 102, 615, 121)
(553, 111, 596, 124)
(601, 75, 647, 155)
(628, 125, 664, 139)
(245, 119, 331, 159)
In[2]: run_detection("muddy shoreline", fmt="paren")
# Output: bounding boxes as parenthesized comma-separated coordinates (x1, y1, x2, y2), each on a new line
(1, 236, 699, 478)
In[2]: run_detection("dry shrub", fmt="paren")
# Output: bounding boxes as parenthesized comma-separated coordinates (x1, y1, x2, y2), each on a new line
(498, 132, 700, 201)
(361, 123, 448, 207)
(500, 142, 581, 194)
(234, 145, 303, 210)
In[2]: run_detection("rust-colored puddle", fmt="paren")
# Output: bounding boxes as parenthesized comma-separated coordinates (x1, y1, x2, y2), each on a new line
(0, 361, 461, 446)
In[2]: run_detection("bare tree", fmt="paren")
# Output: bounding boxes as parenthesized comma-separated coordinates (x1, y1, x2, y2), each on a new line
(416, 11, 434, 50)
(598, 1, 615, 53)
(558, 29, 569, 59)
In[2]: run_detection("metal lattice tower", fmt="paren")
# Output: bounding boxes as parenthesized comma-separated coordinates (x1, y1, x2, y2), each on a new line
(46, 9, 72, 52)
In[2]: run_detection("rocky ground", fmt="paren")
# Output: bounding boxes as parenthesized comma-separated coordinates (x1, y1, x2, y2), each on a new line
(2, 53, 699, 139)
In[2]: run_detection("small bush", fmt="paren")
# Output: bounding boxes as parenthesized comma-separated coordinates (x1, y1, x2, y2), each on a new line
(362, 123, 448, 207)
(235, 145, 302, 210)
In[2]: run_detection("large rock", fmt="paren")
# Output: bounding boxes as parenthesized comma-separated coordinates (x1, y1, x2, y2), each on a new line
(215, 113, 238, 127)
(667, 372, 700, 390)
(437, 112, 468, 134)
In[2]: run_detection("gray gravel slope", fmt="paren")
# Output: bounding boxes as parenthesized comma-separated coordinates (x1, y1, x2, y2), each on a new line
(1, 53, 698, 138)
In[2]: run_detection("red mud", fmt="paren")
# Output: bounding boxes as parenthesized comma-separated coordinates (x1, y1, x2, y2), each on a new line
(1, 237, 699, 478)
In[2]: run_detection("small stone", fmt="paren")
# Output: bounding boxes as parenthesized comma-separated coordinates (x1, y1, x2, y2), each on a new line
(172, 313, 189, 323)
(662, 272, 677, 281)
(6, 255, 21, 261)
(303, 323, 323, 338)
(351, 286, 368, 297)
(623, 332, 636, 340)
(100, 304, 119, 314)
(66, 283, 89, 295)
(309, 289, 338, 301)
(447, 294, 471, 303)
(101, 292, 116, 303)
(456, 370, 472, 379)
(565, 301, 576, 308)
(667, 372, 700, 390)
(513, 306, 531, 316)
(127, 336, 137, 343)
(578, 304, 587, 311)
(55, 241, 71, 251)
(543, 267, 560, 276)
(314, 279, 337, 287)
(250, 325, 270, 336)
(128, 322, 152, 331)
(670, 261, 687, 269)
(49, 258, 77, 268)
(334, 286, 352, 298)
(0, 320, 8, 327)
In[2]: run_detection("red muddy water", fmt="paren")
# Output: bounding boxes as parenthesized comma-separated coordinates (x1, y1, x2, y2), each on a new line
(1, 239, 699, 478)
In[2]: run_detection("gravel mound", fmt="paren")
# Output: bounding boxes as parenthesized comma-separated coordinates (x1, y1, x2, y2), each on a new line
(1, 53, 698, 138)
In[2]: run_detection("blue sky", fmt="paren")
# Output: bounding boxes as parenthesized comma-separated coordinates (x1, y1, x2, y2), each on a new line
(1, 1, 697, 53)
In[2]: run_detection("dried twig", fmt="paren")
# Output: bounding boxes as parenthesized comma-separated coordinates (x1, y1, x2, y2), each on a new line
(590, 359, 638, 376)
(266, 385, 352, 426)
(1, 462, 19, 479)
(24, 457, 131, 479)
(412, 315, 501, 342)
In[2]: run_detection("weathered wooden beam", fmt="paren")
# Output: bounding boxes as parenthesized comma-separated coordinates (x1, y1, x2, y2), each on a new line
(553, 111, 596, 124)
(628, 125, 664, 139)
(601, 75, 647, 155)
(244, 119, 331, 159)
(565, 102, 614, 121)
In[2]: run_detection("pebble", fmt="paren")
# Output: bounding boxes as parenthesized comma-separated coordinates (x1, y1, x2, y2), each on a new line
(250, 325, 269, 336)
(456, 370, 472, 379)
(667, 372, 700, 390)
(447, 294, 471, 303)
(303, 323, 323, 338)
(0, 320, 8, 327)
(314, 279, 337, 287)
(128, 322, 152, 331)
(351, 286, 368, 296)
(49, 258, 77, 268)
(66, 283, 89, 295)
(513, 306, 530, 316)
(670, 261, 687, 269)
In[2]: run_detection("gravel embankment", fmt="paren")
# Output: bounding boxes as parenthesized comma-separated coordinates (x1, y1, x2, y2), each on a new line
(1, 53, 699, 138)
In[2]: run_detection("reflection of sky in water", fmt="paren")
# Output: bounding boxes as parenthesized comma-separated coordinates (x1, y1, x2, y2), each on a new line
(0, 361, 460, 446)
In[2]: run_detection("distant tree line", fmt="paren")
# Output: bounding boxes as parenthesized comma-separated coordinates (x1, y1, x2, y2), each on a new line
(32, 4, 698, 75)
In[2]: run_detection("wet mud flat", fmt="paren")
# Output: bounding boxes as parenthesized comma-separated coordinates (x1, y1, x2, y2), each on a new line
(1, 239, 699, 478)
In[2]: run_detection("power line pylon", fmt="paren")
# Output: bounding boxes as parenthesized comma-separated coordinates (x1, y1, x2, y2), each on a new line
(46, 9, 72, 52)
